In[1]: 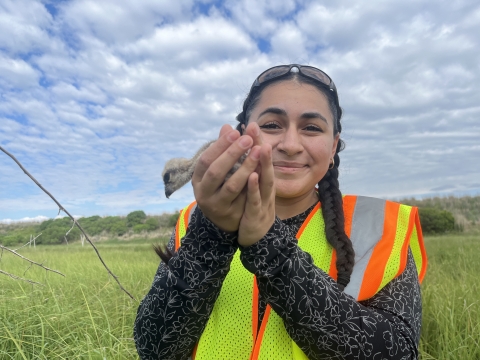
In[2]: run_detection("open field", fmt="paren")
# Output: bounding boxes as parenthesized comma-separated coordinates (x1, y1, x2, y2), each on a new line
(1, 234, 479, 359)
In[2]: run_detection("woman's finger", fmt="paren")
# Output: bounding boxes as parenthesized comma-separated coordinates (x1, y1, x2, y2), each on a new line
(198, 135, 253, 196)
(258, 143, 275, 202)
(245, 122, 263, 147)
(219, 145, 261, 202)
(219, 124, 234, 138)
(245, 172, 261, 216)
(192, 128, 240, 183)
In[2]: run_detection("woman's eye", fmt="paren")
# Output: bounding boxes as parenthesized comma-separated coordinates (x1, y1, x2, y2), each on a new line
(304, 125, 322, 132)
(259, 122, 280, 129)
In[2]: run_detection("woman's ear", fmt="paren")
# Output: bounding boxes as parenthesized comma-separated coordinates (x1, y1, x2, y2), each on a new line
(331, 133, 340, 158)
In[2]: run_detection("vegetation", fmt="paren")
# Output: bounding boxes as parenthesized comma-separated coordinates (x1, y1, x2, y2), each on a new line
(418, 208, 455, 235)
(1, 234, 479, 358)
(0, 211, 181, 247)
(402, 195, 480, 233)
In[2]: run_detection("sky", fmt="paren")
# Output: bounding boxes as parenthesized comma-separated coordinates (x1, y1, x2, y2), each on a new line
(1, 0, 479, 223)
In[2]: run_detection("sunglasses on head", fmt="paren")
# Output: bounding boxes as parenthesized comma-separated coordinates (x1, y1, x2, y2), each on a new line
(249, 64, 341, 116)
(251, 64, 336, 91)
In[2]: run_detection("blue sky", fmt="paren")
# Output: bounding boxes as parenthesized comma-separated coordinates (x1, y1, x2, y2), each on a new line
(1, 0, 479, 223)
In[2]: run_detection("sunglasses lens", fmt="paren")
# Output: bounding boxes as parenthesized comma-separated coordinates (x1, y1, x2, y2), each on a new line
(257, 66, 291, 84)
(300, 66, 331, 86)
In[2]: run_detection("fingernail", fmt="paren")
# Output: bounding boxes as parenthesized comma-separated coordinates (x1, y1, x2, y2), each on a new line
(239, 137, 251, 149)
(254, 124, 260, 136)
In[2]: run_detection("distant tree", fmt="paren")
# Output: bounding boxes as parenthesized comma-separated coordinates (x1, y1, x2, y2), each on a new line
(418, 208, 455, 234)
(145, 217, 159, 231)
(126, 210, 147, 227)
(110, 221, 128, 236)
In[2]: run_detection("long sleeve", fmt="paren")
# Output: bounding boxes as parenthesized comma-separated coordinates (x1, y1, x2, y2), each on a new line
(134, 207, 238, 360)
(240, 217, 422, 360)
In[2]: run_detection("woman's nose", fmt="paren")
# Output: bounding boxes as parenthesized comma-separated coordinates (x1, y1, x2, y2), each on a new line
(277, 128, 303, 156)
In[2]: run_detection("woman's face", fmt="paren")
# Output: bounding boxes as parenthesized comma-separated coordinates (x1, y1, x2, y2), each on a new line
(248, 80, 339, 200)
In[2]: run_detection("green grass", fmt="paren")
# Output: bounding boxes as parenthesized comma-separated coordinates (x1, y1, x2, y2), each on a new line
(420, 235, 480, 359)
(0, 240, 168, 359)
(1, 235, 479, 359)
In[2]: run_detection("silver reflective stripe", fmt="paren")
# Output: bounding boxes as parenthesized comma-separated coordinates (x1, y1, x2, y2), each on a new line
(187, 204, 197, 225)
(343, 196, 386, 299)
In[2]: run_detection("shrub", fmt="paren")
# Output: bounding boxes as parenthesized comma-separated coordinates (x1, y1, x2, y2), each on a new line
(133, 224, 149, 233)
(418, 208, 455, 234)
(145, 218, 159, 231)
(126, 211, 147, 227)
(110, 221, 128, 236)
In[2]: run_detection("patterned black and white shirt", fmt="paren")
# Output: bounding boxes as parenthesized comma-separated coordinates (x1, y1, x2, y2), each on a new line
(134, 203, 422, 359)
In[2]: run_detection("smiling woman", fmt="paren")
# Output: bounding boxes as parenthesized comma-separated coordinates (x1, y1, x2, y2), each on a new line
(134, 65, 428, 359)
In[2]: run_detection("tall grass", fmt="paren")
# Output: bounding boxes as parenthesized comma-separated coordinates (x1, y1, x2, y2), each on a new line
(0, 240, 167, 359)
(1, 235, 479, 359)
(420, 235, 480, 359)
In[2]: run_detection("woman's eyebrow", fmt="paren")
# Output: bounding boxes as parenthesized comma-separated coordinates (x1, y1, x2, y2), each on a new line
(301, 112, 328, 124)
(257, 107, 287, 118)
(257, 107, 328, 124)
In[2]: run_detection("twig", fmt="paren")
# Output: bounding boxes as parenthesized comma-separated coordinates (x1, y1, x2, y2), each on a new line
(0, 145, 136, 301)
(23, 262, 33, 276)
(0, 245, 65, 277)
(64, 218, 76, 245)
(14, 233, 42, 252)
(0, 269, 43, 286)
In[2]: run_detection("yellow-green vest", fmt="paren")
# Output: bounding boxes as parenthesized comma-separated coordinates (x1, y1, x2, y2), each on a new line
(174, 195, 427, 360)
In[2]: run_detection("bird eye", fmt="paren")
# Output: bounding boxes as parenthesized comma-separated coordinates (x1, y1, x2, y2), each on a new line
(163, 173, 170, 183)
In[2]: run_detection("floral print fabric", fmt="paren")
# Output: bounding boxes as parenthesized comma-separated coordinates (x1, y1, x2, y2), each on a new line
(134, 204, 422, 359)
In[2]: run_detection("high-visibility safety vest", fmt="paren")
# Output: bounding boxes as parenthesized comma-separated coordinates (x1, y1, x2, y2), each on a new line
(174, 195, 427, 360)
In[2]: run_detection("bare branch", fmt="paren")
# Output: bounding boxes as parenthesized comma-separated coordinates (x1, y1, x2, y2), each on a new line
(14, 233, 42, 252)
(0, 245, 65, 277)
(0, 269, 43, 286)
(23, 262, 33, 276)
(0, 145, 136, 301)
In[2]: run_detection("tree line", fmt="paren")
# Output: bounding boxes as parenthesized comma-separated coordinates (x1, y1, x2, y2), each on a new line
(3, 195, 478, 247)
(402, 195, 480, 234)
(0, 210, 180, 247)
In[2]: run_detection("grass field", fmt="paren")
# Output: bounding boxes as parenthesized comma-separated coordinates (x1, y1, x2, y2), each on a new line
(1, 234, 479, 359)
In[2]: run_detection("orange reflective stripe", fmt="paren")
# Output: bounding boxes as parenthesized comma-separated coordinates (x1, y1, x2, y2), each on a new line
(329, 196, 358, 280)
(328, 251, 337, 280)
(252, 277, 259, 342)
(358, 201, 400, 300)
(175, 209, 183, 250)
(250, 306, 271, 360)
(184, 201, 197, 229)
(192, 343, 198, 359)
(395, 206, 417, 278)
(175, 202, 197, 250)
(416, 213, 428, 283)
(342, 195, 357, 238)
(296, 202, 320, 239)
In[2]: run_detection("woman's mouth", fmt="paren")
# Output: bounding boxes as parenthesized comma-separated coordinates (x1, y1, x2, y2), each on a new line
(273, 162, 307, 173)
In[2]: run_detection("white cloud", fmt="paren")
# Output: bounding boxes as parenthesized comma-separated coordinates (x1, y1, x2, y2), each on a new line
(0, 56, 40, 89)
(0, 215, 49, 224)
(1, 0, 480, 222)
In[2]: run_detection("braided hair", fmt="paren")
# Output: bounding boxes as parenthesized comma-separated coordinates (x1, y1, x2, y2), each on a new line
(236, 71, 355, 290)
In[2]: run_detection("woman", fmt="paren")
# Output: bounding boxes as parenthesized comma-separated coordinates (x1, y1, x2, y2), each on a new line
(134, 65, 427, 359)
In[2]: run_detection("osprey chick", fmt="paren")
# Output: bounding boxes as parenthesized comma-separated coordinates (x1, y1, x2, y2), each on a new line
(162, 141, 246, 198)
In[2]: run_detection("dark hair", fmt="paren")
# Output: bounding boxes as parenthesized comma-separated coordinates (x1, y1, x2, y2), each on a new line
(155, 69, 355, 290)
(236, 71, 354, 290)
